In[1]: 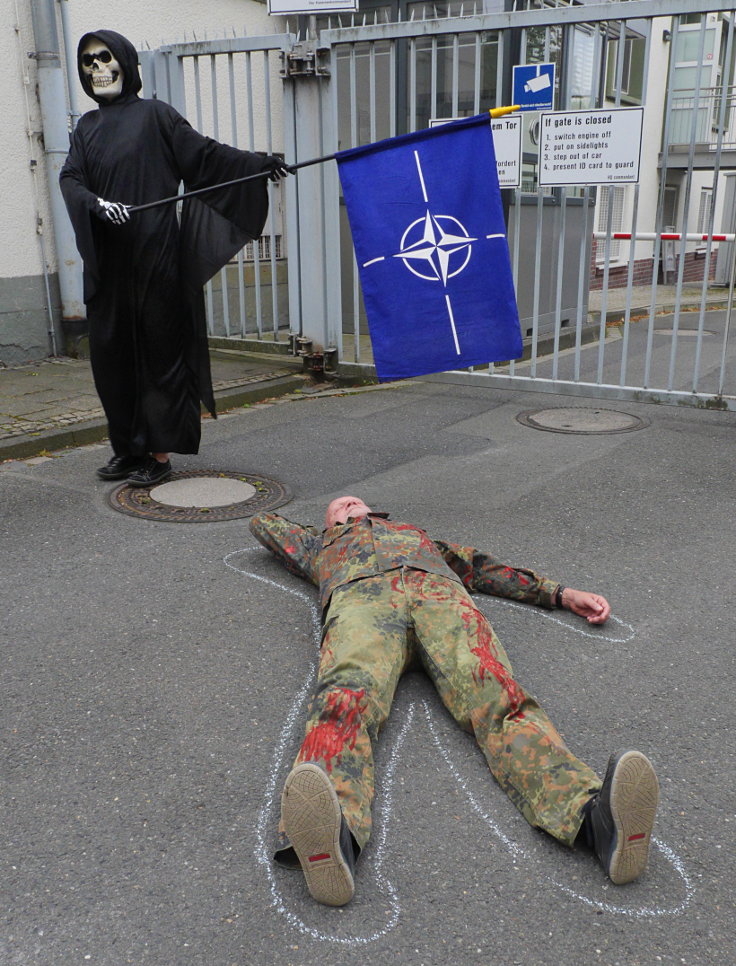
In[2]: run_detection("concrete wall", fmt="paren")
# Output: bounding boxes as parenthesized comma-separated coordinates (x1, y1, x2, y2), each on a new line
(1, 0, 286, 364)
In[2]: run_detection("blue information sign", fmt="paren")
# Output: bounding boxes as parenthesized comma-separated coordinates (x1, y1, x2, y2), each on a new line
(512, 63, 555, 112)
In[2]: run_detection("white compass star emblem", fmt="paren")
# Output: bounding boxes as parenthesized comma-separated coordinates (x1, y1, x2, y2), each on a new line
(395, 211, 477, 285)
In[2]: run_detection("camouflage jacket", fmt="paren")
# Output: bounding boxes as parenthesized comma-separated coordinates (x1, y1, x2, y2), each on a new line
(249, 512, 560, 615)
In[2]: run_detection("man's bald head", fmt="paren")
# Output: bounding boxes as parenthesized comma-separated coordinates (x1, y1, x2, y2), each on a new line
(325, 495, 372, 529)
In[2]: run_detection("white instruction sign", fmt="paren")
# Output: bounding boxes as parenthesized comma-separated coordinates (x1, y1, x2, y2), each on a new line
(491, 114, 522, 188)
(538, 107, 643, 186)
(430, 114, 521, 188)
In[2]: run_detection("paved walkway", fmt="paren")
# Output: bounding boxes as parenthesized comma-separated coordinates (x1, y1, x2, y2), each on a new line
(0, 350, 305, 461)
(2, 282, 730, 461)
(587, 281, 732, 316)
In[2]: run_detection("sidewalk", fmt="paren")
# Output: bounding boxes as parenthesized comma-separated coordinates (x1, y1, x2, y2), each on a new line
(587, 280, 731, 317)
(2, 282, 730, 462)
(0, 349, 306, 461)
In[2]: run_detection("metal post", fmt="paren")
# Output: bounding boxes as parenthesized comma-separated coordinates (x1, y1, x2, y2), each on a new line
(31, 0, 84, 349)
(281, 26, 341, 358)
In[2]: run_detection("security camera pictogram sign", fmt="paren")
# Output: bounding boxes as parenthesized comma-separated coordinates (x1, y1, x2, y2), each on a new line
(513, 63, 555, 112)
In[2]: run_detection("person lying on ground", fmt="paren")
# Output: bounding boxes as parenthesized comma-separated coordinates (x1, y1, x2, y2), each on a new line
(249, 495, 659, 906)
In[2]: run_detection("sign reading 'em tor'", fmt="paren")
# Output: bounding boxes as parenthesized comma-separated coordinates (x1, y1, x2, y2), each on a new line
(538, 107, 644, 186)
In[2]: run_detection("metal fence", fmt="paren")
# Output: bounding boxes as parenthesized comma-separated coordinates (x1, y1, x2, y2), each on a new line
(140, 37, 292, 343)
(142, 0, 736, 410)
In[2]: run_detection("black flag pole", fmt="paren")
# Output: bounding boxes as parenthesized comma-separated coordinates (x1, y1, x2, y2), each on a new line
(126, 107, 520, 215)
(126, 152, 336, 214)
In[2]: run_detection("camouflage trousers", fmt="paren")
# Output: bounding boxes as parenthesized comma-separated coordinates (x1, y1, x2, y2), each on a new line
(286, 569, 601, 855)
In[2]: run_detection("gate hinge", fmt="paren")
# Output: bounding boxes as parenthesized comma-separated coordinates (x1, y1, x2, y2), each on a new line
(280, 41, 330, 78)
(291, 337, 339, 380)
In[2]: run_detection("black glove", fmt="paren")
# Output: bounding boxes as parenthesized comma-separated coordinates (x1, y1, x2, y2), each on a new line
(95, 198, 130, 225)
(261, 155, 292, 182)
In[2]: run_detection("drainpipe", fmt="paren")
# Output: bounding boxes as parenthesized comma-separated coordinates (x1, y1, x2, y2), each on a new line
(30, 0, 85, 351)
(57, 0, 81, 129)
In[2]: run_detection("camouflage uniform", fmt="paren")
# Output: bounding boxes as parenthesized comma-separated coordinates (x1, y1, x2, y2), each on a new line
(250, 511, 602, 860)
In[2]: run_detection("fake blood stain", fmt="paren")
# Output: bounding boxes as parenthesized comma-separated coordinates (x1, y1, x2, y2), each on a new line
(300, 687, 367, 771)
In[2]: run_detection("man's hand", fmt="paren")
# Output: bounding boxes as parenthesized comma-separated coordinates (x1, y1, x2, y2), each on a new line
(96, 198, 130, 225)
(561, 588, 611, 624)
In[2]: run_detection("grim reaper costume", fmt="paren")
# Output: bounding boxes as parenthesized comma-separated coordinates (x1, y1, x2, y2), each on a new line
(60, 30, 278, 469)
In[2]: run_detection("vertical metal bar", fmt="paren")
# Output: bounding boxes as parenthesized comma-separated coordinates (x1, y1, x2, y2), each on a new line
(210, 54, 220, 138)
(389, 37, 397, 138)
(496, 29, 504, 113)
(667, 15, 708, 392)
(473, 33, 481, 115)
(574, 188, 592, 381)
(552, 187, 567, 380)
(644, 16, 679, 389)
(507, 23, 521, 378)
(283, 42, 303, 342)
(193, 56, 203, 127)
(431, 36, 438, 120)
(718, 235, 736, 397)
(209, 54, 231, 338)
(409, 38, 417, 132)
(596, 18, 627, 384)
(322, 42, 342, 357)
(618, 18, 651, 387)
(530, 186, 544, 377)
(244, 50, 263, 338)
(228, 53, 238, 144)
(509, 183, 521, 379)
(228, 53, 248, 338)
(193, 56, 215, 334)
(369, 41, 377, 144)
(693, 16, 734, 391)
(263, 50, 281, 341)
(452, 34, 459, 117)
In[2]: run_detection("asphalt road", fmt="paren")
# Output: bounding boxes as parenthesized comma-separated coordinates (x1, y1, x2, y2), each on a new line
(2, 380, 734, 966)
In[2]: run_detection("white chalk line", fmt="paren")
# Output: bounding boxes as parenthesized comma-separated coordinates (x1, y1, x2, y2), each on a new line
(225, 548, 693, 940)
(487, 596, 636, 644)
(224, 549, 404, 945)
(422, 700, 694, 918)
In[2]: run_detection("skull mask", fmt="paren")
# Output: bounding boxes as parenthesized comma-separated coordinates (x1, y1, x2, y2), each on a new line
(80, 38, 123, 100)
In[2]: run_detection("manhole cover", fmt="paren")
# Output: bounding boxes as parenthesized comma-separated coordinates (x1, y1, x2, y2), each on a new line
(109, 470, 291, 522)
(516, 407, 649, 434)
(151, 477, 256, 507)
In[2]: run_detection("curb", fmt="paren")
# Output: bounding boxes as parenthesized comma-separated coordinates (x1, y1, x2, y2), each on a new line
(0, 371, 308, 462)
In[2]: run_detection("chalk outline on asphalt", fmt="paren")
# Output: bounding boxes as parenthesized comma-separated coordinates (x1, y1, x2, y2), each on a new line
(224, 548, 694, 945)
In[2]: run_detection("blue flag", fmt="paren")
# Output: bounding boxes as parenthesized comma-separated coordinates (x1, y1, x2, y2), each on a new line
(336, 114, 522, 381)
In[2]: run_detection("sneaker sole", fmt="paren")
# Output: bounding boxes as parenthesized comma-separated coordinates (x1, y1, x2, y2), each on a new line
(281, 763, 354, 906)
(606, 750, 659, 885)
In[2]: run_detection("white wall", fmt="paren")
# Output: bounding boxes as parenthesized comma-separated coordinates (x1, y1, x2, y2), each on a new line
(1, 0, 287, 283)
(2, 0, 53, 280)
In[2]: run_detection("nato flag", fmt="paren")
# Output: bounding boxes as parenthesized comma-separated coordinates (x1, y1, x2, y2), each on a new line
(336, 114, 522, 382)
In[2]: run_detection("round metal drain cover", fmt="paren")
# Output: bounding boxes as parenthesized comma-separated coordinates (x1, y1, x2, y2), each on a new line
(109, 470, 291, 522)
(151, 477, 256, 507)
(516, 407, 648, 435)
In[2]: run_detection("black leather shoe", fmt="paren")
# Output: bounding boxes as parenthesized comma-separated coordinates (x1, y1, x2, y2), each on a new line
(126, 456, 172, 488)
(281, 762, 356, 906)
(584, 750, 659, 885)
(96, 454, 144, 481)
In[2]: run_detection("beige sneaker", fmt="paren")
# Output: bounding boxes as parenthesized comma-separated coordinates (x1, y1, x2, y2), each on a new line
(281, 762, 356, 906)
(587, 750, 660, 885)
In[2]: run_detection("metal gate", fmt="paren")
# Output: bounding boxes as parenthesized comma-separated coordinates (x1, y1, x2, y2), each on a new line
(141, 0, 736, 410)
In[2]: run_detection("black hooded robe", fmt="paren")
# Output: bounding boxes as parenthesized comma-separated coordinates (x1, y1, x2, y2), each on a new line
(60, 30, 271, 456)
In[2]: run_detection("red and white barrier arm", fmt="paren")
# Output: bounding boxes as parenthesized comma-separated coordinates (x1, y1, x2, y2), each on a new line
(593, 232, 736, 241)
